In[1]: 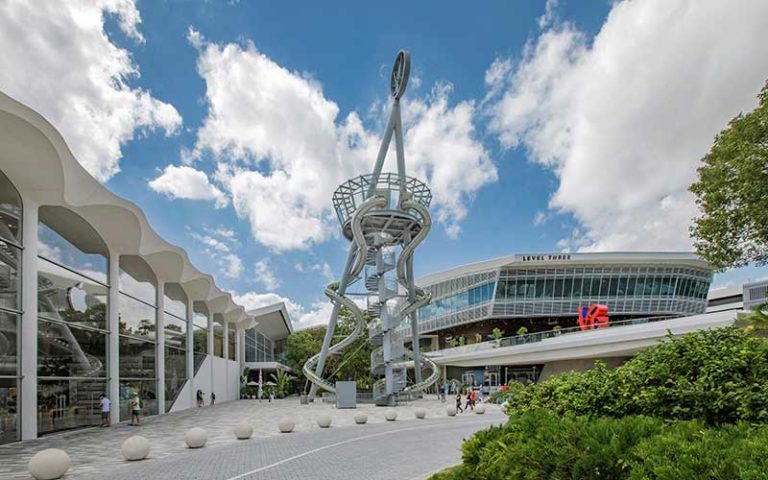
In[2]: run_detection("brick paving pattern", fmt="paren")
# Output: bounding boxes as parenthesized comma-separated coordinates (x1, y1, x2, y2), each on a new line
(0, 398, 503, 479)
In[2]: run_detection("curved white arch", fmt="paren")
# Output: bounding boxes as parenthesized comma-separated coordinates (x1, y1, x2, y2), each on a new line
(0, 91, 249, 321)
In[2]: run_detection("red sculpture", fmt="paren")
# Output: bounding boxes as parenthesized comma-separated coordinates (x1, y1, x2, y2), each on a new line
(578, 304, 609, 331)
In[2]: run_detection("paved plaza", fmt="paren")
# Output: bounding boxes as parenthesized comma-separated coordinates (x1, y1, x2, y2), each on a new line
(0, 398, 503, 479)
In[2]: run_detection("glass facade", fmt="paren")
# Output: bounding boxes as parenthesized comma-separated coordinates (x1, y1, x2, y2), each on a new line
(213, 317, 224, 357)
(0, 170, 21, 444)
(192, 309, 208, 375)
(227, 329, 236, 361)
(163, 284, 187, 412)
(37, 209, 109, 435)
(244, 328, 274, 363)
(118, 257, 157, 421)
(410, 261, 713, 336)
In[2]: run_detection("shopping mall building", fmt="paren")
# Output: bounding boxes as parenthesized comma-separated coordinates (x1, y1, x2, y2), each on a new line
(401, 252, 738, 387)
(0, 92, 291, 444)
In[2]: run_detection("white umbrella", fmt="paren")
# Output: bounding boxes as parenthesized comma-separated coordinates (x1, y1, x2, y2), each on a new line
(247, 381, 259, 387)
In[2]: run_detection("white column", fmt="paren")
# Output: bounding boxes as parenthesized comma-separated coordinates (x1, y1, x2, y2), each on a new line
(207, 310, 214, 396)
(156, 281, 165, 414)
(187, 299, 194, 408)
(20, 200, 38, 440)
(108, 252, 120, 425)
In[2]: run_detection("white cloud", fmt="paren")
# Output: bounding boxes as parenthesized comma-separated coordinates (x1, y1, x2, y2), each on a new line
(149, 164, 228, 208)
(254, 258, 280, 290)
(0, 0, 181, 181)
(230, 291, 331, 330)
(190, 227, 243, 279)
(486, 0, 768, 252)
(188, 29, 495, 250)
(294, 261, 335, 282)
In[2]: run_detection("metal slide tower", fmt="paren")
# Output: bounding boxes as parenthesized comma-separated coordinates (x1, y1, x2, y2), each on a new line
(303, 51, 439, 406)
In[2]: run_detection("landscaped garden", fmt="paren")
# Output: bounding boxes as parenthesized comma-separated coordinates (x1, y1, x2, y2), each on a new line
(432, 314, 768, 479)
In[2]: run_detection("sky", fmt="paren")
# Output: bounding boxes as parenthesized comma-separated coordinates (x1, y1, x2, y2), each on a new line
(1, 0, 767, 329)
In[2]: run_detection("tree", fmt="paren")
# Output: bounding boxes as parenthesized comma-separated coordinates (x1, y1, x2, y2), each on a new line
(491, 328, 504, 341)
(690, 81, 768, 270)
(270, 369, 296, 398)
(283, 327, 324, 374)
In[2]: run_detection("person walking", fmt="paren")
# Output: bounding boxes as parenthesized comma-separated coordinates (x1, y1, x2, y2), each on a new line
(455, 391, 464, 413)
(210, 392, 216, 406)
(470, 388, 477, 408)
(99, 394, 111, 427)
(196, 389, 204, 408)
(129, 393, 142, 426)
(464, 389, 474, 411)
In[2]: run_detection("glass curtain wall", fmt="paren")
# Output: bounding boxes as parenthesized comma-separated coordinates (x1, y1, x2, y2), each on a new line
(192, 305, 208, 375)
(213, 314, 224, 358)
(227, 329, 235, 361)
(0, 170, 21, 444)
(244, 328, 274, 362)
(37, 207, 109, 435)
(118, 256, 158, 421)
(163, 284, 187, 412)
(492, 265, 712, 317)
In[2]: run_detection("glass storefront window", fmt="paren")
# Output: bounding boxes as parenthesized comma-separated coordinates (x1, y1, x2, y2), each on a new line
(119, 380, 158, 422)
(38, 222, 106, 284)
(228, 330, 235, 361)
(0, 241, 20, 312)
(163, 284, 187, 320)
(118, 336, 156, 379)
(38, 258, 108, 331)
(0, 378, 18, 444)
(214, 324, 224, 357)
(119, 294, 156, 340)
(38, 320, 107, 378)
(0, 171, 22, 245)
(164, 313, 187, 351)
(38, 379, 106, 435)
(0, 311, 18, 377)
(164, 346, 186, 412)
(118, 256, 156, 306)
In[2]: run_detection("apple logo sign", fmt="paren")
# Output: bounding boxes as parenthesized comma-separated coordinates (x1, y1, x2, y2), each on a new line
(66, 282, 88, 313)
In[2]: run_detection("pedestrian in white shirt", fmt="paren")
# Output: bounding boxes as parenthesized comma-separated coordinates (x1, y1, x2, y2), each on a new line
(99, 394, 111, 427)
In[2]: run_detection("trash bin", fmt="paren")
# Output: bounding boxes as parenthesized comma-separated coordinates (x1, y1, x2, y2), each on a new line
(300, 394, 308, 405)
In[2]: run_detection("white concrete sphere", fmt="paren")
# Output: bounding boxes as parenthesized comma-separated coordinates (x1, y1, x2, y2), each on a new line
(414, 408, 427, 419)
(28, 449, 70, 480)
(121, 435, 150, 461)
(278, 419, 295, 433)
(317, 415, 332, 428)
(185, 427, 208, 448)
(384, 409, 398, 421)
(475, 404, 486, 415)
(233, 422, 253, 440)
(354, 413, 368, 424)
(446, 406, 457, 416)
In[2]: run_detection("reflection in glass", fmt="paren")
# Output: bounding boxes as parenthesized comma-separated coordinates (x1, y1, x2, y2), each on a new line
(0, 311, 18, 377)
(0, 378, 18, 444)
(164, 346, 186, 412)
(228, 330, 235, 361)
(0, 170, 22, 245)
(164, 314, 187, 351)
(38, 379, 106, 435)
(119, 336, 156, 379)
(214, 325, 223, 357)
(119, 380, 157, 422)
(38, 320, 106, 378)
(0, 241, 20, 312)
(163, 284, 187, 320)
(38, 258, 107, 331)
(38, 222, 107, 283)
(193, 325, 207, 354)
(119, 294, 156, 340)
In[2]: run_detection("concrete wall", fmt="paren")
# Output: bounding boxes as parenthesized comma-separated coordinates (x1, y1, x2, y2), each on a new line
(169, 356, 240, 413)
(538, 356, 630, 382)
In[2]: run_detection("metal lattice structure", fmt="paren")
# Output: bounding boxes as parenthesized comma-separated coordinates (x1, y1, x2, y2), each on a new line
(303, 51, 439, 405)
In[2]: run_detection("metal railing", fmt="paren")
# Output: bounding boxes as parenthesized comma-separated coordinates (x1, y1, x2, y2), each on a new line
(427, 315, 683, 356)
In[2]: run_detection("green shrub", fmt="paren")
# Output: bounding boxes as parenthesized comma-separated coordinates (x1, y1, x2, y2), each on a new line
(431, 411, 768, 480)
(506, 327, 768, 425)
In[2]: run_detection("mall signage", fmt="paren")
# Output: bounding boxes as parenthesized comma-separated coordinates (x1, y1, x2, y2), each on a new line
(521, 254, 572, 262)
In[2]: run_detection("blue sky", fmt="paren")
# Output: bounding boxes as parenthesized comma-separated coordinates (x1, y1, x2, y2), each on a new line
(2, 0, 767, 328)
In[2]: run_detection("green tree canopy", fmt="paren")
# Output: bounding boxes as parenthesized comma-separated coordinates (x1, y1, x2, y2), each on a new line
(690, 81, 768, 270)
